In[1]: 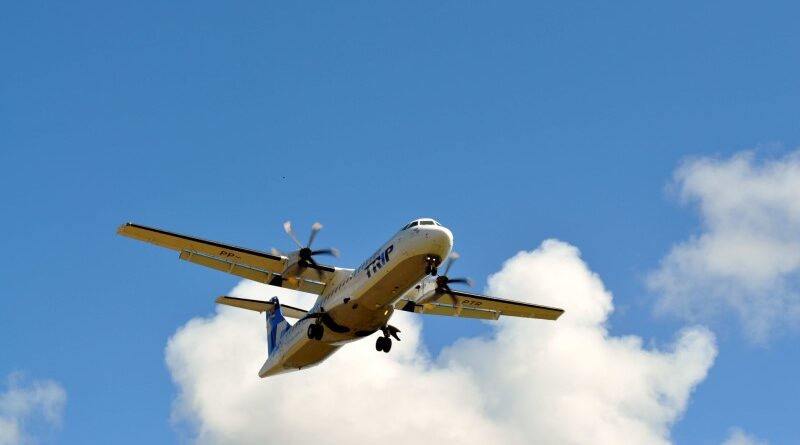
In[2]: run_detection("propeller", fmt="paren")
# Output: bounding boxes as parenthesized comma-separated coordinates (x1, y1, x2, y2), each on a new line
(424, 252, 474, 305)
(277, 221, 340, 280)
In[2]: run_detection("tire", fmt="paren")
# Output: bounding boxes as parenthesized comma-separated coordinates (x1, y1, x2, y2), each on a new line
(307, 324, 316, 339)
(383, 338, 392, 353)
(308, 324, 323, 340)
(314, 324, 324, 340)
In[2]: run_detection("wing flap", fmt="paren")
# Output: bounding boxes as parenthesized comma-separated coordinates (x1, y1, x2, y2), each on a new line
(449, 290, 564, 320)
(395, 300, 499, 320)
(395, 290, 564, 321)
(118, 223, 285, 272)
(215, 296, 308, 319)
(180, 251, 275, 283)
(118, 222, 334, 294)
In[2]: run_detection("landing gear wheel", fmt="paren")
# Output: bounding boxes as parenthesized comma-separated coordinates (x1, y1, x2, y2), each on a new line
(307, 323, 323, 340)
(315, 324, 323, 340)
(375, 336, 392, 353)
(425, 256, 441, 276)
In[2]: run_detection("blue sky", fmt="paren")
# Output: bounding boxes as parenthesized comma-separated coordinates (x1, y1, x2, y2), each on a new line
(2, 1, 799, 444)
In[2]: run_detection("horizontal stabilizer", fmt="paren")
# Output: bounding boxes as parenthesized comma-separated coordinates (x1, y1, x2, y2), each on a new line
(215, 296, 309, 319)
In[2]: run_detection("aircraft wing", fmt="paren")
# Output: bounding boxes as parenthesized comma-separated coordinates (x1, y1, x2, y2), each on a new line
(117, 223, 335, 294)
(215, 296, 308, 319)
(395, 289, 564, 321)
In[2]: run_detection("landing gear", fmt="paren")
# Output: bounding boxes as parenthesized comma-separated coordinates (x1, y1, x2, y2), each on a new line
(425, 256, 441, 276)
(307, 323, 323, 340)
(375, 325, 401, 353)
(375, 336, 392, 353)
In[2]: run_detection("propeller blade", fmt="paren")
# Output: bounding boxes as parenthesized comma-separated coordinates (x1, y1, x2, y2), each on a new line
(311, 248, 340, 258)
(448, 277, 474, 287)
(443, 251, 459, 276)
(283, 221, 304, 248)
(282, 220, 338, 279)
(306, 256, 324, 280)
(308, 222, 323, 247)
(270, 247, 284, 257)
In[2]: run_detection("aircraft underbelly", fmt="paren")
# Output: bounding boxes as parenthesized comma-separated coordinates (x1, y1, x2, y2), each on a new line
(359, 253, 429, 307)
(284, 340, 340, 368)
(326, 253, 428, 334)
(260, 333, 340, 377)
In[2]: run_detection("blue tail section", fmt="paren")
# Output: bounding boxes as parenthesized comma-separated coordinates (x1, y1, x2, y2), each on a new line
(266, 297, 291, 356)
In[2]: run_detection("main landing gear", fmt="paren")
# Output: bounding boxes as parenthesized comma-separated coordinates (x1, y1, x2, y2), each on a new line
(307, 323, 323, 340)
(375, 336, 391, 353)
(375, 325, 401, 353)
(424, 255, 441, 276)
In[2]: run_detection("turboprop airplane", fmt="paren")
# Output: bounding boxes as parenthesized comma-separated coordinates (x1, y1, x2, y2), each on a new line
(117, 218, 564, 377)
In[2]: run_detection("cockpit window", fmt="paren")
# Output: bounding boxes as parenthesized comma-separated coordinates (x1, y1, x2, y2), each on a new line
(403, 219, 443, 230)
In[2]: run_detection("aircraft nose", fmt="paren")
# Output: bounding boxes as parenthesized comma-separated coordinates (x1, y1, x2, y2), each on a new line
(440, 226, 454, 249)
(427, 225, 453, 257)
(404, 221, 454, 260)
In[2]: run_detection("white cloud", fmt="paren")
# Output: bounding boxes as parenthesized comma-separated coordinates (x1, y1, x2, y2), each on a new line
(0, 373, 66, 445)
(721, 428, 768, 445)
(648, 150, 800, 342)
(165, 239, 716, 445)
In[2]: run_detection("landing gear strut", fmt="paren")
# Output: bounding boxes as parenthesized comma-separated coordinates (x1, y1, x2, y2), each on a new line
(424, 255, 441, 276)
(307, 323, 323, 340)
(375, 325, 401, 353)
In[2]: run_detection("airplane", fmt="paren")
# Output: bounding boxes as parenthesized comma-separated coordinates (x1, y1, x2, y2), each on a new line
(117, 218, 564, 377)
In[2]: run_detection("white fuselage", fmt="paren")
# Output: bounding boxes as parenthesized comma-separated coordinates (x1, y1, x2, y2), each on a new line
(259, 222, 453, 377)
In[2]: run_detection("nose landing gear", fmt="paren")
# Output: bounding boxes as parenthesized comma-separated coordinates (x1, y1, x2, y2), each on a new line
(424, 255, 441, 276)
(375, 325, 401, 353)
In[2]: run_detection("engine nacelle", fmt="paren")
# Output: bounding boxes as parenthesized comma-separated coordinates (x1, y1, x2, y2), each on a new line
(398, 279, 440, 305)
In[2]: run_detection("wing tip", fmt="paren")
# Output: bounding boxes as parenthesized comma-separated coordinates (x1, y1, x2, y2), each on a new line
(116, 221, 135, 235)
